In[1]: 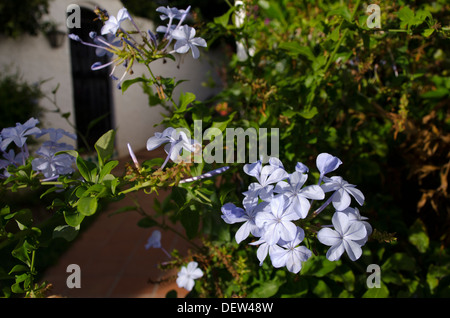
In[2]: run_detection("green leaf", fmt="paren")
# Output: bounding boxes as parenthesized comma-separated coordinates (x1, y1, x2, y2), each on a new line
(327, 7, 352, 22)
(397, 7, 415, 24)
(298, 106, 318, 119)
(55, 149, 79, 158)
(137, 216, 158, 228)
(382, 252, 417, 272)
(219, 184, 236, 205)
(204, 112, 237, 140)
(312, 279, 332, 298)
(301, 255, 338, 277)
(180, 208, 199, 239)
(77, 197, 98, 216)
(176, 92, 196, 113)
(397, 6, 425, 29)
(249, 278, 283, 297)
(13, 209, 33, 230)
(362, 282, 389, 298)
(99, 160, 118, 182)
(63, 209, 85, 227)
(171, 186, 189, 209)
(259, 0, 286, 25)
(329, 27, 340, 42)
(76, 156, 97, 183)
(423, 28, 435, 37)
(213, 7, 234, 28)
(421, 88, 449, 99)
(11, 240, 35, 267)
(427, 264, 450, 293)
(95, 129, 116, 167)
(52, 225, 79, 242)
(8, 265, 28, 275)
(121, 77, 149, 93)
(408, 219, 429, 253)
(279, 42, 315, 61)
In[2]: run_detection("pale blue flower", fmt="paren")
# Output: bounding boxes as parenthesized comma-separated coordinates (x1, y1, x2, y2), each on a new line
(243, 159, 288, 201)
(249, 237, 276, 266)
(0, 149, 26, 167)
(101, 8, 131, 35)
(1, 118, 40, 151)
(145, 230, 172, 258)
(238, 197, 269, 244)
(274, 171, 325, 218)
(156, 6, 184, 21)
(339, 207, 372, 245)
(221, 197, 269, 243)
(91, 33, 122, 58)
(170, 25, 207, 59)
(269, 227, 312, 273)
(35, 128, 77, 142)
(176, 261, 203, 291)
(321, 176, 365, 211)
(220, 202, 246, 224)
(156, 24, 176, 35)
(317, 211, 367, 261)
(316, 153, 342, 181)
(295, 162, 309, 173)
(255, 195, 299, 245)
(0, 149, 26, 178)
(32, 141, 75, 179)
(145, 230, 162, 249)
(157, 6, 191, 40)
(146, 127, 199, 169)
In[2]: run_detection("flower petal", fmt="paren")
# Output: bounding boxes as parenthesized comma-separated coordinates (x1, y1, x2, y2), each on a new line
(190, 44, 200, 59)
(317, 228, 341, 246)
(235, 221, 252, 243)
(332, 211, 350, 235)
(344, 221, 367, 241)
(326, 242, 345, 261)
(300, 184, 325, 200)
(316, 153, 342, 176)
(345, 186, 365, 206)
(332, 189, 352, 211)
(343, 239, 363, 261)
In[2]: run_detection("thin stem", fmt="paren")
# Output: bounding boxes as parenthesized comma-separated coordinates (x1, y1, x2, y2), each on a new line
(308, 0, 361, 107)
(157, 222, 202, 251)
(310, 194, 334, 219)
(161, 247, 172, 259)
(42, 92, 91, 153)
(134, 197, 202, 251)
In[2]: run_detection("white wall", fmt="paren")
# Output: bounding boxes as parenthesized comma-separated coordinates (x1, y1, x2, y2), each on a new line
(0, 0, 222, 157)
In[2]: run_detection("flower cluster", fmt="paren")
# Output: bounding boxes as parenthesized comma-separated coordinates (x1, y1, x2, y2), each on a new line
(221, 153, 371, 273)
(68, 6, 207, 90)
(0, 118, 40, 177)
(31, 128, 77, 180)
(146, 127, 200, 170)
(0, 118, 76, 180)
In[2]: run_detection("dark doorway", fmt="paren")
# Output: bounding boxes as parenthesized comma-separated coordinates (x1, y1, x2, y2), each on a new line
(68, 7, 113, 152)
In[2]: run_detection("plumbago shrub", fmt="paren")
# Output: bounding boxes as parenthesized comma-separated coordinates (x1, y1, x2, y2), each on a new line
(0, 1, 448, 298)
(199, 0, 450, 297)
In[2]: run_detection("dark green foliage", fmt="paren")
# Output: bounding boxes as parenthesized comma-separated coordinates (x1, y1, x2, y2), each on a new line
(0, 0, 50, 38)
(121, 0, 229, 23)
(0, 71, 43, 129)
